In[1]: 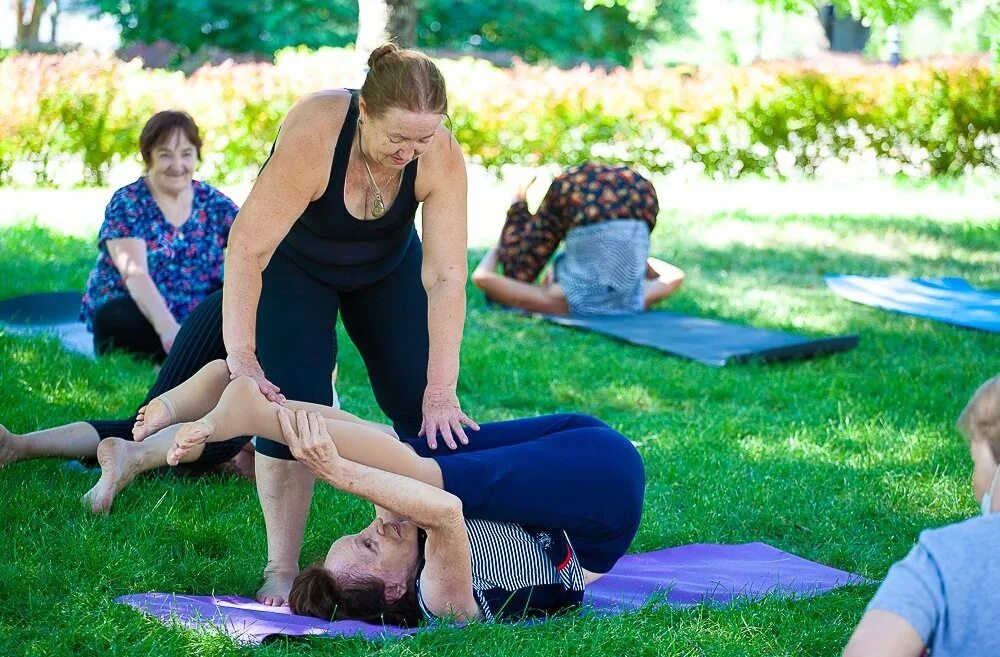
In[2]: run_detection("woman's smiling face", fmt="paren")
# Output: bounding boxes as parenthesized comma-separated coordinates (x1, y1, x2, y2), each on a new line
(146, 129, 197, 194)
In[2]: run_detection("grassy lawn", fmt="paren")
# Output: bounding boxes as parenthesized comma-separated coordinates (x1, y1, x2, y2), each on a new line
(1, 198, 998, 656)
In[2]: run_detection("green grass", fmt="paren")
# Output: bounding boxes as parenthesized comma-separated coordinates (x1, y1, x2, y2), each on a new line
(1, 205, 998, 656)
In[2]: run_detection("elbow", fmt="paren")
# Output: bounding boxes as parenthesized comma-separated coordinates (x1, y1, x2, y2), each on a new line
(440, 494, 464, 526)
(471, 268, 493, 290)
(120, 268, 151, 286)
(423, 268, 468, 295)
(228, 242, 270, 274)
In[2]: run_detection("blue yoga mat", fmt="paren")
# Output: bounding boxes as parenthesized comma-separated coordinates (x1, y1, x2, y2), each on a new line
(825, 276, 1000, 333)
(531, 311, 858, 367)
(0, 291, 94, 358)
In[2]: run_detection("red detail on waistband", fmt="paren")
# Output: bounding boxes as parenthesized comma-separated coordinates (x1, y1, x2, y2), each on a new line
(556, 544, 573, 571)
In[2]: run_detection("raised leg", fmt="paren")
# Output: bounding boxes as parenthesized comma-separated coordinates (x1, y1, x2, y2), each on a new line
(133, 359, 232, 441)
(170, 377, 439, 485)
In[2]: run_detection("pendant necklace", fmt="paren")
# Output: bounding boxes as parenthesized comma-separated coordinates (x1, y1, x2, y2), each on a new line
(357, 121, 399, 219)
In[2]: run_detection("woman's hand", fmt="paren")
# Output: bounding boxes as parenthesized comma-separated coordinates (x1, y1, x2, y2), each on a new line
(278, 408, 340, 478)
(159, 322, 180, 354)
(227, 349, 285, 403)
(419, 385, 479, 450)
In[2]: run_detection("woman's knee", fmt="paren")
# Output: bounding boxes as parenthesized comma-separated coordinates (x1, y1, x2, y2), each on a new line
(556, 413, 611, 431)
(202, 358, 231, 379)
(227, 375, 265, 402)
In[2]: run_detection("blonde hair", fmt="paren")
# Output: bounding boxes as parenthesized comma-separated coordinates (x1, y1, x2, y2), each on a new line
(360, 43, 448, 118)
(957, 373, 1000, 462)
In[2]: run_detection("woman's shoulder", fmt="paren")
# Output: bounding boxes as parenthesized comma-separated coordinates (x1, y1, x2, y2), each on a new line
(284, 89, 353, 134)
(192, 180, 235, 204)
(104, 178, 151, 216)
(414, 124, 465, 192)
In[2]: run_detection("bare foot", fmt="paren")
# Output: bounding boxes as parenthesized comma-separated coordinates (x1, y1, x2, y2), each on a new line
(0, 425, 23, 467)
(81, 438, 142, 514)
(257, 565, 298, 606)
(133, 397, 176, 442)
(167, 418, 216, 466)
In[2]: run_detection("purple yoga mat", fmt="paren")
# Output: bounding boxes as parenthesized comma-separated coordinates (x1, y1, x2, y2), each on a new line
(116, 542, 866, 644)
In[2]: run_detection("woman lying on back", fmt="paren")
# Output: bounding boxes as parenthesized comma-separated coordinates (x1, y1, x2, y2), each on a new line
(134, 360, 646, 624)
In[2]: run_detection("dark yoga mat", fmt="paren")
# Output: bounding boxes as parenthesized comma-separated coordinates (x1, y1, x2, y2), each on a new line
(116, 542, 867, 644)
(0, 291, 93, 357)
(826, 275, 1000, 333)
(531, 311, 858, 367)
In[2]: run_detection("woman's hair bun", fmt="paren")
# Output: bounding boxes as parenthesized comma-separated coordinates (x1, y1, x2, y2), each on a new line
(368, 43, 400, 68)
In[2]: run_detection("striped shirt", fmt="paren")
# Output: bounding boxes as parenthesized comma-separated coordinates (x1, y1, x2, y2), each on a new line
(553, 219, 650, 315)
(417, 518, 586, 622)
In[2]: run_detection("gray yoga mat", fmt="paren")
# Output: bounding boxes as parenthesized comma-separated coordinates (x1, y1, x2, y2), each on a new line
(534, 311, 858, 367)
(0, 291, 94, 358)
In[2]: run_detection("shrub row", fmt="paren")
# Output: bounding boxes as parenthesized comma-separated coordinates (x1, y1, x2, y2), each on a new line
(1, 48, 997, 185)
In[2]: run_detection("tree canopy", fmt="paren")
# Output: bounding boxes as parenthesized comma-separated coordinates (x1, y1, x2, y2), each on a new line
(76, 0, 694, 66)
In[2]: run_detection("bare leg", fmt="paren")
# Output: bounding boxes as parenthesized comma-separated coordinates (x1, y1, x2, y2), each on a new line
(171, 377, 440, 486)
(133, 359, 232, 441)
(227, 441, 257, 480)
(255, 455, 314, 605)
(0, 422, 101, 466)
(80, 425, 206, 514)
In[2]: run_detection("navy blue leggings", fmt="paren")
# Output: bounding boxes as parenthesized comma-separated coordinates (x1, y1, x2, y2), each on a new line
(403, 413, 645, 574)
(255, 237, 428, 460)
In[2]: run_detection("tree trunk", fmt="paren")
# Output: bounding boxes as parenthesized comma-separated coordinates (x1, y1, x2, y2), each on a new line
(357, 0, 417, 55)
(14, 0, 51, 48)
(49, 0, 59, 45)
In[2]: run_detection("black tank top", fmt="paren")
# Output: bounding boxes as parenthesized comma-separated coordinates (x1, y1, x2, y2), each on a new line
(275, 90, 420, 288)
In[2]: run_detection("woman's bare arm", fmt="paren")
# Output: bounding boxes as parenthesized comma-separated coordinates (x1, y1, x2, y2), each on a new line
(643, 257, 685, 309)
(415, 132, 479, 449)
(222, 93, 346, 398)
(471, 246, 570, 314)
(843, 610, 926, 657)
(280, 410, 480, 619)
(106, 238, 180, 348)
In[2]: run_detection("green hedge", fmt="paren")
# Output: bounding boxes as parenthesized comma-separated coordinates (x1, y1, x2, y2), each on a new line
(1, 48, 997, 185)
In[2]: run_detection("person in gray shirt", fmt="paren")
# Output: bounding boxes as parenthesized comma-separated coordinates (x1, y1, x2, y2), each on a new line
(844, 372, 1000, 657)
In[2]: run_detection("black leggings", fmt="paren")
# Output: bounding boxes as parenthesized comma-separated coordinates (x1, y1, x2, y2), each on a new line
(86, 289, 251, 472)
(255, 238, 429, 460)
(92, 296, 166, 363)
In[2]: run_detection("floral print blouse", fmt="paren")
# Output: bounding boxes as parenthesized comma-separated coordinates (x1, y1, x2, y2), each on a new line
(80, 177, 238, 330)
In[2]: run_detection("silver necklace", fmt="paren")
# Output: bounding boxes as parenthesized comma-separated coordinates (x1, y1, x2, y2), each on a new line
(357, 121, 399, 218)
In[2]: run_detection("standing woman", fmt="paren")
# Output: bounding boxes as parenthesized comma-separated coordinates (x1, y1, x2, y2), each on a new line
(222, 44, 476, 605)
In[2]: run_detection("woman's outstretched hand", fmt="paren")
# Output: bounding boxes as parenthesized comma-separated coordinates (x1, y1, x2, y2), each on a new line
(419, 385, 479, 450)
(227, 350, 285, 403)
(278, 408, 339, 477)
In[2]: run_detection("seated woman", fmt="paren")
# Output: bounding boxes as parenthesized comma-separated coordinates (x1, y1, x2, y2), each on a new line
(472, 162, 684, 315)
(79, 110, 239, 361)
(843, 373, 1000, 657)
(133, 360, 645, 624)
(0, 290, 258, 514)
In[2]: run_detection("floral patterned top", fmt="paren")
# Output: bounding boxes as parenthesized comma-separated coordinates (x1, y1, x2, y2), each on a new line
(80, 178, 238, 330)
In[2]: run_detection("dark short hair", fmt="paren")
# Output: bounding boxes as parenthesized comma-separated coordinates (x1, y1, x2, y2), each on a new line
(289, 564, 423, 627)
(139, 110, 202, 167)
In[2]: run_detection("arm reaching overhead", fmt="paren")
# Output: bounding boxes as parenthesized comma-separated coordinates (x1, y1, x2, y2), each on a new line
(280, 409, 479, 621)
